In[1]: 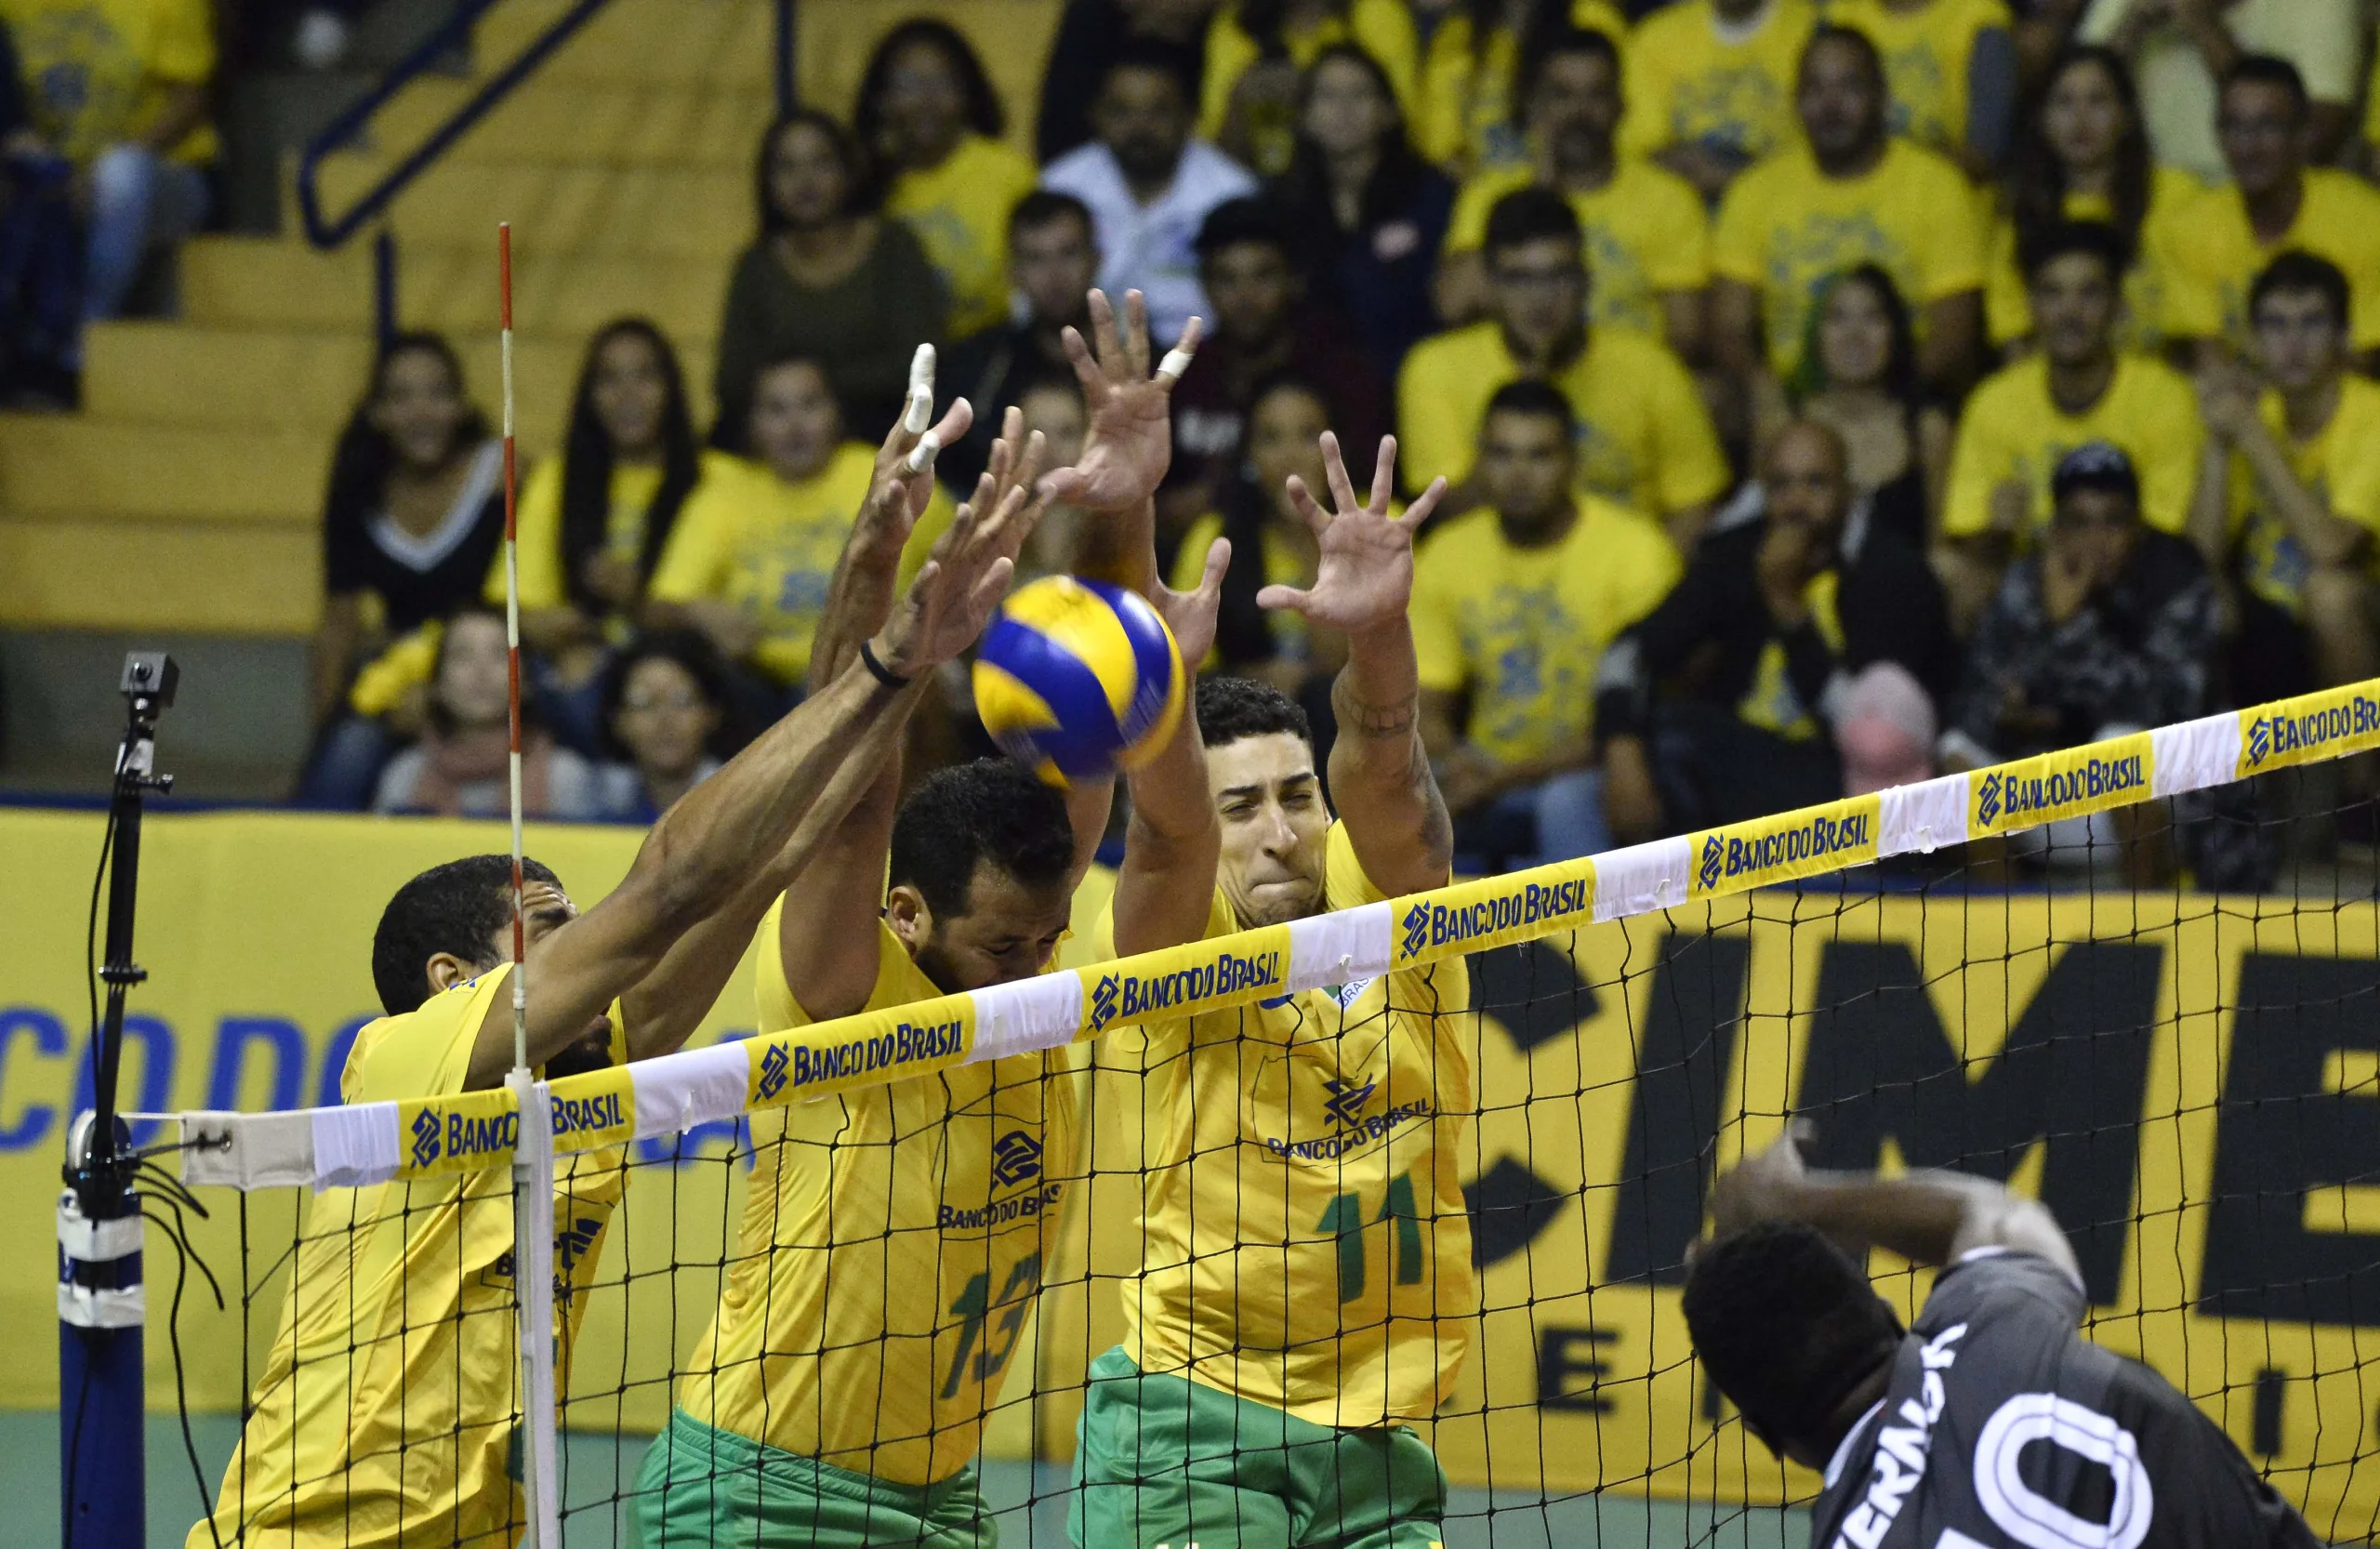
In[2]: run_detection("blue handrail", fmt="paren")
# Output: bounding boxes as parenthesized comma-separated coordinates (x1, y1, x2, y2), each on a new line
(295, 0, 797, 339)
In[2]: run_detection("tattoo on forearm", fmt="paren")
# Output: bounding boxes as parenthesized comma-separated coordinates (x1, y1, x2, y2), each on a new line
(1333, 672, 1417, 735)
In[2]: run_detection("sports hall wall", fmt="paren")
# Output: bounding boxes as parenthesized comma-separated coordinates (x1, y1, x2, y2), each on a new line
(5, 806, 2379, 1521)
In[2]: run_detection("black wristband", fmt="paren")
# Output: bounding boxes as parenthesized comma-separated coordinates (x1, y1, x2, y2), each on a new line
(857, 637, 911, 688)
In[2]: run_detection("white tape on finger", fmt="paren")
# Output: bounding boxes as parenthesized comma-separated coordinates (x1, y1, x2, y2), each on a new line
(905, 430, 943, 473)
(904, 343, 936, 433)
(1157, 347, 1196, 380)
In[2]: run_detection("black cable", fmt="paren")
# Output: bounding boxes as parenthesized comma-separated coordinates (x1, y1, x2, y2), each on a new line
(145, 1205, 227, 1549)
(59, 1348, 92, 1549)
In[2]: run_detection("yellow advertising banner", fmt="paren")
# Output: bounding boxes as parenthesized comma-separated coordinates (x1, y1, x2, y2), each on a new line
(6, 810, 2380, 1529)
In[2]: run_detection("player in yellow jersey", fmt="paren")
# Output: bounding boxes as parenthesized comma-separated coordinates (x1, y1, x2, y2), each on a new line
(1073, 426, 1472, 1548)
(192, 391, 1038, 1549)
(642, 290, 1219, 1549)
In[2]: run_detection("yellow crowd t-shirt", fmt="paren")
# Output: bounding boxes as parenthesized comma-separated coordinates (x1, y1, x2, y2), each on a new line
(1199, 0, 1420, 144)
(674, 903, 1079, 1486)
(3, 0, 218, 164)
(1409, 497, 1680, 766)
(1092, 824, 1474, 1428)
(2162, 168, 2380, 353)
(1171, 512, 1311, 669)
(1395, 322, 1728, 518)
(888, 134, 1040, 340)
(1982, 166, 2202, 351)
(646, 444, 955, 685)
(1712, 137, 1985, 377)
(1413, 0, 1632, 171)
(2226, 376, 2380, 616)
(1442, 159, 1711, 339)
(1620, 0, 1817, 165)
(193, 966, 627, 1549)
(1940, 352, 2203, 539)
(1826, 0, 2012, 158)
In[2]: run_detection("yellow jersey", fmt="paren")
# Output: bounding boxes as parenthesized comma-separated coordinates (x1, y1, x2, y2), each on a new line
(193, 967, 627, 1549)
(1410, 496, 1681, 765)
(2163, 169, 2380, 353)
(487, 448, 742, 614)
(646, 444, 955, 686)
(1413, 0, 1632, 171)
(1199, 0, 1420, 151)
(1941, 352, 2203, 540)
(3, 0, 218, 164)
(1826, 0, 2012, 158)
(1442, 159, 1711, 340)
(1172, 511, 1311, 670)
(1094, 825, 1474, 1427)
(1620, 0, 1817, 165)
(1712, 138, 1984, 377)
(1395, 322, 1728, 517)
(674, 904, 1079, 1486)
(1982, 167, 2202, 351)
(888, 134, 1040, 341)
(2226, 376, 2380, 616)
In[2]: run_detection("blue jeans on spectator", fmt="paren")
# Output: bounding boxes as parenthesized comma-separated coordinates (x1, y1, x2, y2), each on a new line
(83, 143, 210, 328)
(1453, 767, 1609, 873)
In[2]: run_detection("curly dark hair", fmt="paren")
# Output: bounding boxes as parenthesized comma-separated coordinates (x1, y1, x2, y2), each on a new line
(370, 854, 562, 1016)
(888, 759, 1077, 920)
(1197, 674, 1313, 753)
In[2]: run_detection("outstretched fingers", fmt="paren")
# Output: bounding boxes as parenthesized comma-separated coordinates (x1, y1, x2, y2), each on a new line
(1282, 474, 1334, 541)
(1369, 435, 1399, 516)
(1398, 475, 1449, 530)
(1319, 430, 1362, 517)
(1121, 289, 1151, 379)
(1157, 315, 1203, 388)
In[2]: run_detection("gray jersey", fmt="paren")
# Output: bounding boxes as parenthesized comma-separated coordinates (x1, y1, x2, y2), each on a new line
(1807, 1251, 2317, 1549)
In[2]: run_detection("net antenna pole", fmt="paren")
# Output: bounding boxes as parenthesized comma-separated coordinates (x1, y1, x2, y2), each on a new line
(497, 221, 562, 1549)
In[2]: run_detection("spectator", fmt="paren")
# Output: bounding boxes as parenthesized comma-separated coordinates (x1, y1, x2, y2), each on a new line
(713, 110, 947, 448)
(1712, 25, 1984, 412)
(373, 606, 599, 819)
(2077, 0, 2359, 179)
(939, 190, 1100, 491)
(591, 629, 733, 824)
(2163, 57, 2380, 366)
(1409, 0, 1631, 173)
(1161, 196, 1387, 539)
(1170, 375, 1349, 741)
(1197, 0, 1418, 176)
(1037, 0, 1218, 165)
(9, 0, 215, 339)
(650, 353, 956, 705)
(1413, 380, 1681, 867)
(1013, 371, 1092, 580)
(0, 16, 78, 405)
(1269, 41, 1453, 374)
(1399, 188, 1728, 547)
(2192, 252, 2380, 702)
(1943, 440, 2217, 770)
(1435, 24, 1707, 360)
(855, 20, 1039, 342)
(297, 333, 504, 808)
(1042, 40, 1257, 347)
(505, 318, 722, 748)
(1826, 0, 2018, 177)
(1940, 221, 2202, 633)
(1986, 45, 2192, 355)
(1782, 264, 1951, 548)
(1622, 0, 1820, 203)
(1595, 420, 1956, 841)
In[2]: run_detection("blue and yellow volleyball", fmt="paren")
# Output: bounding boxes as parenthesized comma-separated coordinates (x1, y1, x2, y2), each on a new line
(972, 576, 1184, 786)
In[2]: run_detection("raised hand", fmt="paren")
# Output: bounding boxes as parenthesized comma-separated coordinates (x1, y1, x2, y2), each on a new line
(1155, 535, 1231, 672)
(1258, 432, 1446, 634)
(872, 414, 1052, 677)
(855, 348, 973, 569)
(1038, 288, 1201, 512)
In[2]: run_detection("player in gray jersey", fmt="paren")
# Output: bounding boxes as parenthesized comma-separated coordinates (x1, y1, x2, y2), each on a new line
(1684, 1126, 2319, 1549)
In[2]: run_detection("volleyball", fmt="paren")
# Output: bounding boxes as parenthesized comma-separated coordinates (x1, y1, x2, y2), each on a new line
(972, 575, 1184, 787)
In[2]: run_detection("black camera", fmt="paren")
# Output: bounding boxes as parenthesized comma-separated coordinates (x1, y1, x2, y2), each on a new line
(119, 651, 178, 708)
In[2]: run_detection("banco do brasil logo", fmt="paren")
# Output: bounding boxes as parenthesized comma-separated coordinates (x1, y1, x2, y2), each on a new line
(1401, 903, 1430, 959)
(1977, 771, 2003, 827)
(2245, 696, 2379, 769)
(1321, 1077, 1377, 1129)
(758, 1042, 789, 1099)
(1698, 835, 1726, 892)
(991, 1130, 1042, 1189)
(1090, 973, 1120, 1030)
(410, 1108, 442, 1169)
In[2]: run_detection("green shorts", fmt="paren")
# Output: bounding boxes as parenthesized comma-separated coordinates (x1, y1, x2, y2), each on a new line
(1069, 1346, 1447, 1549)
(634, 1410, 994, 1549)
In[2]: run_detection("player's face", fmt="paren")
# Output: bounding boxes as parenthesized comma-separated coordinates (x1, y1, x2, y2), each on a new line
(2218, 80, 2304, 199)
(1011, 214, 1098, 323)
(437, 614, 514, 732)
(2030, 252, 2117, 368)
(426, 880, 575, 998)
(749, 360, 841, 483)
(371, 347, 470, 472)
(590, 329, 668, 459)
(1488, 236, 1586, 352)
(1529, 49, 1621, 159)
(904, 862, 1076, 994)
(1476, 409, 1575, 529)
(1302, 55, 1394, 160)
(767, 121, 849, 230)
(2252, 288, 2348, 395)
(1816, 276, 1893, 391)
(877, 39, 968, 165)
(1209, 732, 1330, 927)
(2042, 57, 2124, 173)
(1798, 37, 1884, 163)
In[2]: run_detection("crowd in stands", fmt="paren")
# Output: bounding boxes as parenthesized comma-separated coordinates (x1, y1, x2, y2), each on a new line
(251, 0, 2380, 889)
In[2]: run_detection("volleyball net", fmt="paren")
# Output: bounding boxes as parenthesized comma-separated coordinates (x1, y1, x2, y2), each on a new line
(152, 679, 2380, 1545)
